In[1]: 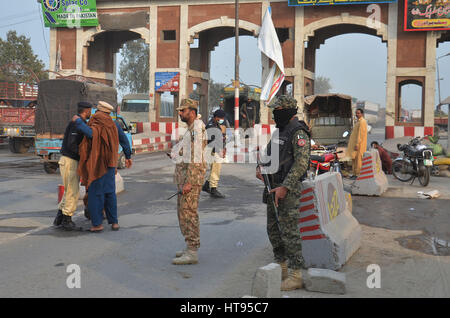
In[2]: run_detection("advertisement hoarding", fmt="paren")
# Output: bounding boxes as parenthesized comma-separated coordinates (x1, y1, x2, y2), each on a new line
(288, 0, 396, 6)
(404, 0, 450, 31)
(41, 0, 99, 28)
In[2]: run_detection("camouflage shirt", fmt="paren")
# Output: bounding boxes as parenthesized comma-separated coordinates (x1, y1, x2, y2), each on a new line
(173, 119, 207, 185)
(280, 128, 310, 194)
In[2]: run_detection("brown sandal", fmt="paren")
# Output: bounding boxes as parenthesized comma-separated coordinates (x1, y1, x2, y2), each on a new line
(111, 224, 120, 231)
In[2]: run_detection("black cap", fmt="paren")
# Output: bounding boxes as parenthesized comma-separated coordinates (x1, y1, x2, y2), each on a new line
(214, 109, 226, 118)
(78, 101, 93, 108)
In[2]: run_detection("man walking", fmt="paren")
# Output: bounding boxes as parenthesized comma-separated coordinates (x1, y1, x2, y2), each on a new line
(77, 101, 132, 232)
(347, 108, 368, 178)
(257, 95, 310, 291)
(171, 98, 207, 265)
(202, 109, 227, 198)
(240, 97, 257, 130)
(54, 102, 93, 231)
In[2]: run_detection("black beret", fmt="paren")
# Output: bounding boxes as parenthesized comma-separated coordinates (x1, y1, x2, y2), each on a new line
(78, 101, 93, 108)
(214, 109, 226, 118)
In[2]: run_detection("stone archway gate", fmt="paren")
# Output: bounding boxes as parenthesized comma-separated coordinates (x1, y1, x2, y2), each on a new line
(49, 0, 449, 139)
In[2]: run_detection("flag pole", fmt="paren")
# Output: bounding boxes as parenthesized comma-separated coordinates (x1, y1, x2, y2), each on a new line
(234, 0, 240, 146)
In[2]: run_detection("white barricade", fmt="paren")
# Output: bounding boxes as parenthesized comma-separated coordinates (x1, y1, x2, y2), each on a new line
(352, 150, 388, 196)
(299, 172, 361, 270)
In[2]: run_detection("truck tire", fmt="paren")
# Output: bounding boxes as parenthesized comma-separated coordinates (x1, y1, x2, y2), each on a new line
(9, 138, 30, 154)
(117, 151, 126, 169)
(44, 162, 58, 174)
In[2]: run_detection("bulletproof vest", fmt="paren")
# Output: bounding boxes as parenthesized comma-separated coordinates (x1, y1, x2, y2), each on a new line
(60, 119, 85, 161)
(267, 117, 310, 185)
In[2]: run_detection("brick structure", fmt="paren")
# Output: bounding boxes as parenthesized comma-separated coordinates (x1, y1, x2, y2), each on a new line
(48, 0, 450, 139)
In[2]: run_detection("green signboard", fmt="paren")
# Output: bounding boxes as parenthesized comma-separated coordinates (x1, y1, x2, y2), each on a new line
(288, 0, 396, 5)
(41, 0, 99, 28)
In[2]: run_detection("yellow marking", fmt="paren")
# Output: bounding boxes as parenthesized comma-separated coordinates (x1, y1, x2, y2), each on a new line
(328, 190, 340, 221)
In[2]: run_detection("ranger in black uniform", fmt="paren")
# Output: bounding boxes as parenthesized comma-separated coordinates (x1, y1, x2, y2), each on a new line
(53, 102, 93, 230)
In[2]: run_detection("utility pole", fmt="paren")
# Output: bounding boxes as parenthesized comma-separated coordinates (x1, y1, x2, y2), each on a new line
(234, 0, 240, 145)
(436, 53, 450, 153)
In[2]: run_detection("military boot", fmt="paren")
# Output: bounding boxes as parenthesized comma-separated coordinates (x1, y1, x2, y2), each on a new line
(175, 248, 187, 258)
(281, 269, 303, 291)
(61, 215, 77, 231)
(202, 181, 211, 193)
(278, 261, 288, 281)
(53, 210, 63, 226)
(210, 187, 225, 198)
(172, 249, 198, 265)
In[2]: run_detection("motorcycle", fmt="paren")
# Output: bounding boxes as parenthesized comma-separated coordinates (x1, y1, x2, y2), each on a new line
(392, 136, 434, 186)
(310, 141, 344, 177)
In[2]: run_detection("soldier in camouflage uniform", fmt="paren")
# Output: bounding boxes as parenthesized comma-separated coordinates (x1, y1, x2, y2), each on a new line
(257, 95, 311, 291)
(171, 98, 207, 265)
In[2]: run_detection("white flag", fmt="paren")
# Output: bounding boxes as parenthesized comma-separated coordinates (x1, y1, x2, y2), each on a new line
(258, 6, 285, 104)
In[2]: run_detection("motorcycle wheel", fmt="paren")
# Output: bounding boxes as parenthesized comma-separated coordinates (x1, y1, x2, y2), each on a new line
(417, 164, 430, 187)
(392, 160, 414, 182)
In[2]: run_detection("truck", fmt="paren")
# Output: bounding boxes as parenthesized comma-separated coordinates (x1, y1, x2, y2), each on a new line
(356, 100, 379, 126)
(35, 78, 132, 174)
(0, 81, 38, 153)
(119, 93, 149, 134)
(221, 84, 261, 127)
(303, 93, 353, 145)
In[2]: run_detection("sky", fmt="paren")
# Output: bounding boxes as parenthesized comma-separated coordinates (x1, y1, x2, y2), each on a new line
(1, 0, 449, 113)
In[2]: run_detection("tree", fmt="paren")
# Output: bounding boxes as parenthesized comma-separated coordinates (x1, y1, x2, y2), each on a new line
(314, 76, 332, 94)
(117, 39, 149, 94)
(0, 30, 48, 83)
(208, 80, 226, 108)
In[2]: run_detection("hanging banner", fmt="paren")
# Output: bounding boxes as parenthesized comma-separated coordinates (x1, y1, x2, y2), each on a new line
(155, 72, 180, 92)
(41, 0, 99, 28)
(404, 0, 450, 31)
(288, 0, 396, 5)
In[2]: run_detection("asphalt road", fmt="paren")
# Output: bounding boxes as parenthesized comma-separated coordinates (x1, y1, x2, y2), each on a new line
(0, 140, 449, 298)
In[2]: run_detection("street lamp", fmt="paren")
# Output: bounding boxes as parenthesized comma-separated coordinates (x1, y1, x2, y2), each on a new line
(436, 52, 450, 153)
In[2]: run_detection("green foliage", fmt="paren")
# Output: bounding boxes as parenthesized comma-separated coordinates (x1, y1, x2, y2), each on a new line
(117, 39, 149, 94)
(0, 30, 48, 83)
(314, 76, 332, 95)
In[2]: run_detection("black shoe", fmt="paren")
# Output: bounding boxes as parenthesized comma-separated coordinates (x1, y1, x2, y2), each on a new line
(61, 215, 77, 231)
(53, 210, 63, 226)
(202, 181, 211, 193)
(210, 187, 225, 199)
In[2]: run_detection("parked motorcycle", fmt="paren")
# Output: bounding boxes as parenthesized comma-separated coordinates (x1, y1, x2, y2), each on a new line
(392, 136, 434, 186)
(310, 142, 344, 177)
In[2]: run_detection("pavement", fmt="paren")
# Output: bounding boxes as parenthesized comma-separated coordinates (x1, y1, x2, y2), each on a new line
(0, 140, 449, 298)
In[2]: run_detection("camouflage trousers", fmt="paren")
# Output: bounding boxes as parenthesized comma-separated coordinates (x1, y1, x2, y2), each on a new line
(267, 189, 305, 270)
(177, 185, 201, 250)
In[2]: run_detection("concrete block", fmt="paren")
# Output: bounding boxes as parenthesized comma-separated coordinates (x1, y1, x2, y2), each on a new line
(116, 172, 124, 194)
(344, 191, 352, 214)
(251, 263, 281, 298)
(304, 268, 346, 295)
(352, 150, 388, 196)
(299, 173, 362, 270)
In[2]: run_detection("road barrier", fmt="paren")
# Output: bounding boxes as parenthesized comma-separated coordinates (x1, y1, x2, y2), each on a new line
(299, 172, 361, 270)
(352, 150, 388, 196)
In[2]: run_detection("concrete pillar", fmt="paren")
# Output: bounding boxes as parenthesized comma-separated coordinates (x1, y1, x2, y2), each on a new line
(149, 4, 158, 122)
(294, 6, 305, 117)
(385, 2, 398, 129)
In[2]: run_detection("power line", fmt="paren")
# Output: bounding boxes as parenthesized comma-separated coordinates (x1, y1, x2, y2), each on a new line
(0, 17, 40, 29)
(37, 4, 50, 60)
(0, 10, 37, 22)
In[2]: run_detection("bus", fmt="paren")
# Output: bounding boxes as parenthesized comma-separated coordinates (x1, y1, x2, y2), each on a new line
(120, 93, 150, 133)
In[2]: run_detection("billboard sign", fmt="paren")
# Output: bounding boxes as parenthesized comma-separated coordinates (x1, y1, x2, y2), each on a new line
(288, 0, 396, 6)
(155, 72, 180, 92)
(41, 0, 99, 28)
(404, 0, 450, 31)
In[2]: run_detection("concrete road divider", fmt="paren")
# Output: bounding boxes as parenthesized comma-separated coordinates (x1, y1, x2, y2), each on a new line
(352, 150, 388, 196)
(299, 172, 361, 270)
(251, 263, 281, 298)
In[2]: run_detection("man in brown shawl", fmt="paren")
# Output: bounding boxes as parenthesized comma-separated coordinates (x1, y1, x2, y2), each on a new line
(77, 101, 132, 232)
